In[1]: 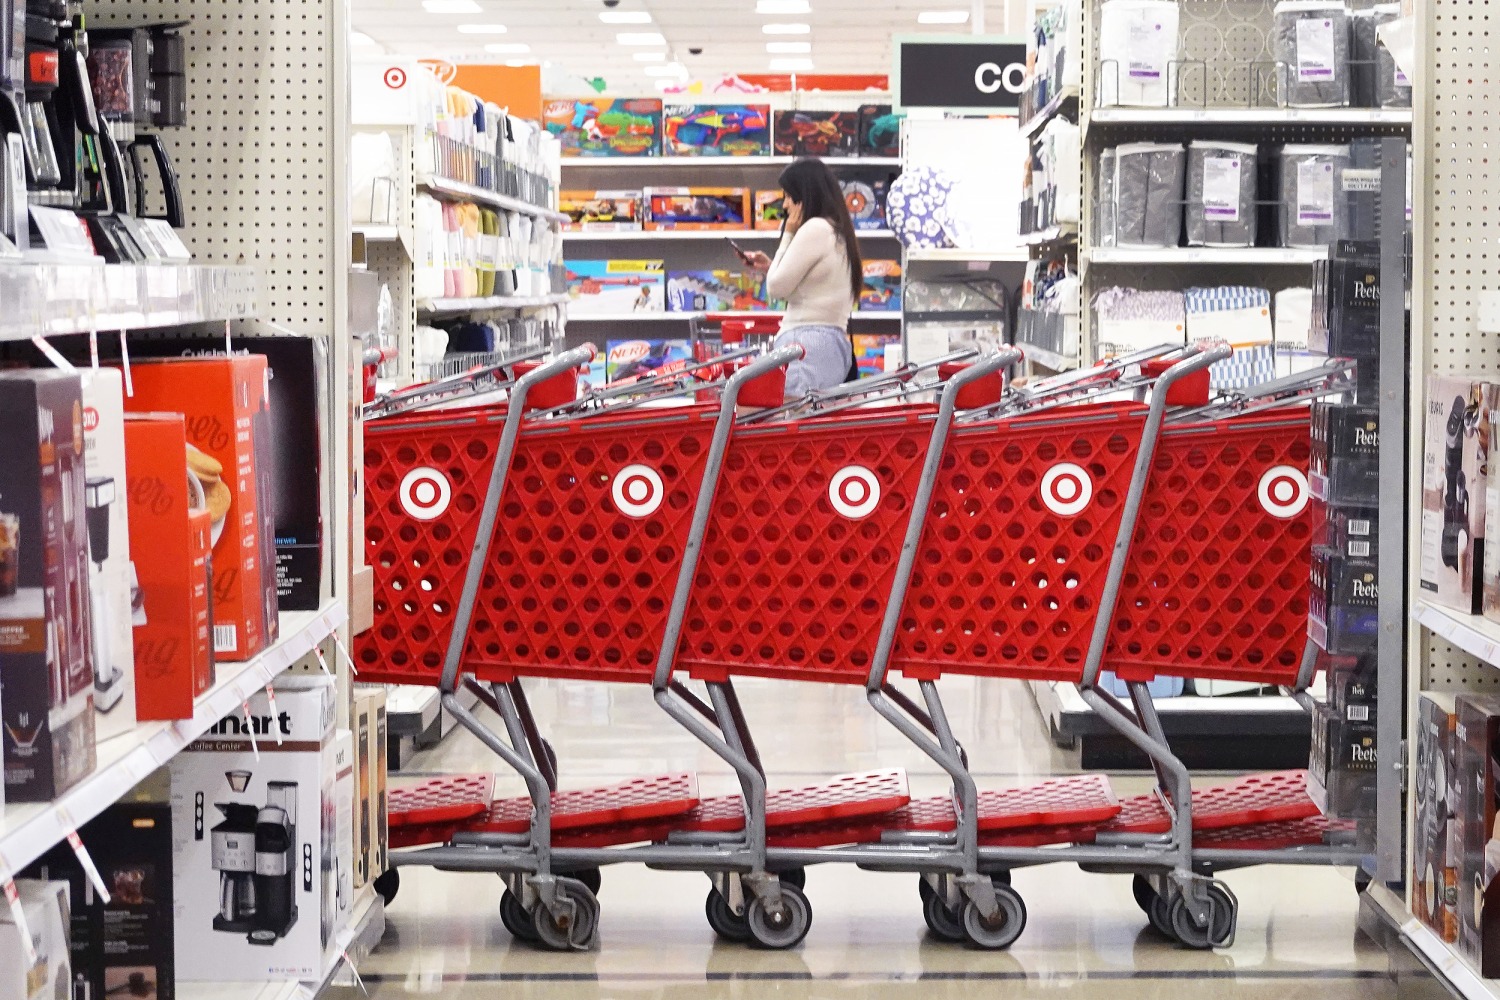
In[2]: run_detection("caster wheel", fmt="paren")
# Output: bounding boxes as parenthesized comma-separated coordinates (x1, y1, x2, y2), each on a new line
(373, 868, 399, 907)
(1147, 891, 1176, 939)
(705, 889, 751, 943)
(991, 870, 1012, 887)
(745, 883, 812, 950)
(531, 877, 600, 951)
(773, 867, 807, 892)
(918, 876, 935, 904)
(1131, 874, 1157, 916)
(499, 890, 538, 943)
(921, 872, 1009, 905)
(1167, 884, 1236, 950)
(922, 889, 966, 943)
(960, 883, 1027, 950)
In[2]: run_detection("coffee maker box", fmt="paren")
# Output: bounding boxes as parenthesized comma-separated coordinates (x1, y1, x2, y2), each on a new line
(1416, 692, 1461, 943)
(352, 687, 388, 887)
(332, 729, 355, 924)
(0, 879, 72, 1000)
(1483, 385, 1500, 625)
(80, 369, 137, 739)
(1456, 694, 1500, 975)
(0, 370, 97, 802)
(1422, 376, 1494, 615)
(24, 800, 175, 1000)
(169, 675, 336, 981)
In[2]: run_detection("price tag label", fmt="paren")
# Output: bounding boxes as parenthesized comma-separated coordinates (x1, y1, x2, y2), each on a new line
(63, 827, 111, 904)
(242, 701, 260, 760)
(0, 862, 35, 965)
(314, 646, 332, 675)
(331, 635, 360, 677)
(31, 335, 75, 371)
(265, 686, 284, 746)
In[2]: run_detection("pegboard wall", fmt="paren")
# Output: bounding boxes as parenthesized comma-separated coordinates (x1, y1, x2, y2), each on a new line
(1414, 0, 1500, 691)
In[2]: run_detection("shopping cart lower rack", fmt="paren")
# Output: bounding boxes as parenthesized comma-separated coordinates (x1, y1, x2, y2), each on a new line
(360, 344, 1361, 952)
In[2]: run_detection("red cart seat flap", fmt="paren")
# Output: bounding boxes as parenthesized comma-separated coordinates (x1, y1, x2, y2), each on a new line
(1192, 813, 1357, 850)
(1104, 770, 1322, 835)
(480, 772, 701, 833)
(663, 769, 913, 834)
(388, 774, 494, 827)
(885, 774, 1122, 833)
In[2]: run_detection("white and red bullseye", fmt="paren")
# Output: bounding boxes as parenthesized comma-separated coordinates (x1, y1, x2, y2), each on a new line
(399, 467, 452, 521)
(1040, 463, 1093, 516)
(1258, 465, 1309, 518)
(828, 465, 881, 519)
(612, 464, 664, 518)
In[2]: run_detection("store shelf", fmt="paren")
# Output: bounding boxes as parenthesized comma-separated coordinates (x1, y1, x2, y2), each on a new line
(353, 224, 412, 260)
(0, 263, 257, 341)
(1020, 343, 1078, 371)
(1087, 107, 1415, 128)
(563, 228, 896, 241)
(1085, 246, 1327, 265)
(1019, 86, 1080, 139)
(0, 602, 347, 877)
(568, 309, 902, 322)
(559, 155, 902, 168)
(417, 175, 569, 224)
(1414, 600, 1500, 667)
(1022, 224, 1079, 248)
(905, 246, 1030, 263)
(417, 293, 569, 318)
(1364, 882, 1496, 1000)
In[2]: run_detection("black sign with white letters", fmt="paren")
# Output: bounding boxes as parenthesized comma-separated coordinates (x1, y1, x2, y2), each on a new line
(895, 37, 1030, 112)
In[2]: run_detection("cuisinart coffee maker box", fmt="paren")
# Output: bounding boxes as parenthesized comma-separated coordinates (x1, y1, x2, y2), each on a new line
(169, 675, 336, 981)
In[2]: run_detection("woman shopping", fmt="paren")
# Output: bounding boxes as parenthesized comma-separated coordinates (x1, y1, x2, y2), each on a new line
(740, 158, 862, 397)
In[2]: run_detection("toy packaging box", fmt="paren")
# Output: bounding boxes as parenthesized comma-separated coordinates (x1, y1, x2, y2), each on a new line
(543, 98, 662, 158)
(860, 260, 902, 311)
(0, 370, 97, 803)
(663, 104, 770, 157)
(124, 415, 213, 721)
(1414, 692, 1460, 943)
(853, 334, 899, 377)
(1421, 376, 1494, 615)
(560, 190, 644, 231)
(0, 880, 71, 1000)
(566, 259, 665, 315)
(753, 190, 785, 230)
(169, 675, 337, 982)
(666, 270, 772, 313)
(644, 187, 750, 230)
(858, 103, 901, 157)
(123, 356, 280, 661)
(25, 799, 177, 1000)
(606, 339, 693, 383)
(833, 168, 892, 230)
(772, 109, 860, 157)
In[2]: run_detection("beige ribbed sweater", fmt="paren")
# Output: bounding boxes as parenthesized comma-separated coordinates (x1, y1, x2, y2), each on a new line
(765, 217, 854, 330)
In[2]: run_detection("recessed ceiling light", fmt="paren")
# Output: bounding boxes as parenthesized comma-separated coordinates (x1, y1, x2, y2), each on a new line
(421, 0, 482, 13)
(633, 51, 667, 61)
(769, 57, 814, 71)
(917, 9, 970, 23)
(756, 0, 810, 12)
(644, 62, 688, 77)
(762, 22, 810, 34)
(350, 30, 378, 46)
(503, 58, 532, 67)
(765, 41, 810, 53)
(599, 9, 652, 23)
(616, 31, 667, 45)
(483, 42, 530, 53)
(455, 22, 506, 32)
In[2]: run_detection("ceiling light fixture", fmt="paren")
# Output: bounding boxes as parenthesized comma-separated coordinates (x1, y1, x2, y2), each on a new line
(761, 22, 810, 34)
(616, 31, 667, 45)
(756, 0, 811, 12)
(633, 51, 667, 61)
(599, 10, 652, 23)
(455, 22, 506, 32)
(420, 0, 482, 13)
(483, 41, 530, 53)
(769, 57, 814, 71)
(765, 41, 810, 53)
(917, 9, 970, 23)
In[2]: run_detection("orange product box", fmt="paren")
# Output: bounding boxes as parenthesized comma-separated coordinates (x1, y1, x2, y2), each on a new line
(124, 415, 214, 719)
(753, 189, 785, 231)
(120, 356, 279, 661)
(643, 186, 751, 231)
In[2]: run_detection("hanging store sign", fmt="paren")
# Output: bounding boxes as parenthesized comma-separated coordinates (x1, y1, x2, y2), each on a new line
(892, 35, 1029, 114)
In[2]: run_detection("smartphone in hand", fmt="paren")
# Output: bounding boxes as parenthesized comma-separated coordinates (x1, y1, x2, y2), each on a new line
(726, 237, 751, 261)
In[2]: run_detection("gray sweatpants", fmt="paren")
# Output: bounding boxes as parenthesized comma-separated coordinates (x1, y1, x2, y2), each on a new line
(773, 323, 856, 398)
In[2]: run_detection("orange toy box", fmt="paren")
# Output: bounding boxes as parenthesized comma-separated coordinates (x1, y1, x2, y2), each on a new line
(643, 187, 751, 231)
(121, 356, 279, 661)
(124, 415, 213, 719)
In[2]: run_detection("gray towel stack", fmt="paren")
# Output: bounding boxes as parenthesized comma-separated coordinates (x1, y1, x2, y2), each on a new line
(1280, 144, 1352, 248)
(1185, 141, 1259, 248)
(1274, 0, 1352, 108)
(1110, 142, 1186, 249)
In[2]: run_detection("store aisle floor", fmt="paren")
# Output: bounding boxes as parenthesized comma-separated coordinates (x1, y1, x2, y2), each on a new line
(342, 678, 1394, 998)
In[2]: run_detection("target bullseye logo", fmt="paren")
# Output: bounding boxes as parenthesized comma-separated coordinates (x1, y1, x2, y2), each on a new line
(399, 467, 451, 521)
(828, 465, 881, 519)
(612, 464, 664, 518)
(384, 66, 407, 89)
(1040, 463, 1093, 516)
(1258, 465, 1310, 519)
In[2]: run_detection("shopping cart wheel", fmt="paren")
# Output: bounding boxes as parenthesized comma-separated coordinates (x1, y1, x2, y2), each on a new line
(772, 867, 807, 891)
(745, 883, 812, 950)
(705, 889, 751, 943)
(373, 868, 400, 907)
(1146, 892, 1176, 940)
(1131, 874, 1157, 915)
(960, 883, 1027, 950)
(499, 890, 539, 943)
(921, 891, 966, 943)
(563, 866, 603, 897)
(919, 872, 1009, 906)
(531, 877, 600, 951)
(1166, 883, 1236, 950)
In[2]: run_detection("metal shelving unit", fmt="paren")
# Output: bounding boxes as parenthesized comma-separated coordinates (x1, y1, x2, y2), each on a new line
(1020, 85, 1081, 139)
(558, 155, 901, 169)
(567, 309, 903, 323)
(417, 293, 570, 318)
(1084, 247, 1330, 265)
(418, 175, 569, 224)
(0, 263, 257, 340)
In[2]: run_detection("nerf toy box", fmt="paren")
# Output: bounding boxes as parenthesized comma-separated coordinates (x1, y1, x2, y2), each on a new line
(853, 334, 899, 377)
(644, 187, 750, 230)
(753, 190, 785, 231)
(858, 104, 901, 158)
(560, 190, 644, 231)
(662, 104, 770, 157)
(860, 259, 902, 311)
(606, 339, 693, 384)
(666, 270, 773, 313)
(543, 98, 662, 158)
(773, 109, 860, 157)
(833, 168, 892, 230)
(566, 259, 665, 315)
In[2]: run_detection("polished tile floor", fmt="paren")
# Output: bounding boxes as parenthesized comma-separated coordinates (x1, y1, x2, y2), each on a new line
(343, 677, 1397, 998)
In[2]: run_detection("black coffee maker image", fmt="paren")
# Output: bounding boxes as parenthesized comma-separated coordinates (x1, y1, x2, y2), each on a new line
(208, 799, 259, 933)
(1443, 394, 1472, 570)
(248, 780, 299, 945)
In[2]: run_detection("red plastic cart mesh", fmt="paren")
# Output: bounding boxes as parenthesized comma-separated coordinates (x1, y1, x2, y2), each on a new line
(389, 773, 493, 827)
(678, 408, 939, 684)
(1104, 770, 1321, 835)
(893, 405, 1149, 683)
(480, 772, 701, 833)
(885, 774, 1122, 833)
(1106, 410, 1314, 685)
(357, 404, 720, 685)
(1192, 814, 1356, 850)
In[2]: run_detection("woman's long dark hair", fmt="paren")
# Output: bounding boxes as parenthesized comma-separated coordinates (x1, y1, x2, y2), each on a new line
(778, 158, 863, 301)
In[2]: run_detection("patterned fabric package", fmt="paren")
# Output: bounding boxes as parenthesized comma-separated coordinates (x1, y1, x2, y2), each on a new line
(1185, 286, 1275, 389)
(1093, 286, 1185, 355)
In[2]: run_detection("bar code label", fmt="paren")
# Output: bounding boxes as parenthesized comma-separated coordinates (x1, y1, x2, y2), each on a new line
(1349, 540, 1372, 557)
(214, 624, 238, 653)
(1348, 519, 1371, 536)
(1347, 704, 1370, 722)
